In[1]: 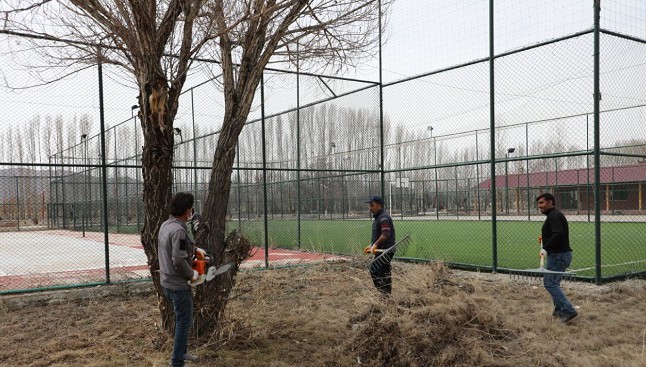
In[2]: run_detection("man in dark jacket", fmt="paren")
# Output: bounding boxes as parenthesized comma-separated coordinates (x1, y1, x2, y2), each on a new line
(364, 195, 396, 295)
(537, 193, 578, 323)
(158, 192, 206, 366)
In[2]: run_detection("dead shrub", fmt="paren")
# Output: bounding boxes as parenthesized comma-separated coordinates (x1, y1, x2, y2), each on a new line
(342, 263, 517, 367)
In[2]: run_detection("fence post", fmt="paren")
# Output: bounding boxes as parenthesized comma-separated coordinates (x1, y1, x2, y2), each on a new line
(489, 0, 498, 273)
(97, 45, 111, 284)
(261, 73, 269, 268)
(297, 43, 302, 249)
(593, 0, 602, 284)
(114, 128, 119, 232)
(378, 0, 385, 198)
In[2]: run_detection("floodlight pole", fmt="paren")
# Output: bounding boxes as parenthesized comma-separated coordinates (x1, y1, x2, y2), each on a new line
(81, 133, 88, 238)
(132, 105, 141, 233)
(236, 143, 242, 233)
(475, 130, 481, 220)
(114, 128, 119, 232)
(15, 177, 20, 231)
(431, 129, 440, 220)
(399, 145, 403, 219)
(505, 155, 508, 215)
(505, 147, 515, 215)
(190, 89, 199, 203)
(526, 123, 531, 221)
(433, 129, 439, 220)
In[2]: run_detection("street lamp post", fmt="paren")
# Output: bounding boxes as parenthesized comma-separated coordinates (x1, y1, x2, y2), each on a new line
(505, 147, 516, 215)
(81, 133, 88, 237)
(428, 126, 439, 220)
(131, 105, 141, 232)
(398, 144, 403, 219)
(190, 90, 198, 201)
(172, 128, 182, 193)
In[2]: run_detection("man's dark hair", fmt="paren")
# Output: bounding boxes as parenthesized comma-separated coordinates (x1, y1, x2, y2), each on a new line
(170, 192, 194, 216)
(536, 192, 556, 205)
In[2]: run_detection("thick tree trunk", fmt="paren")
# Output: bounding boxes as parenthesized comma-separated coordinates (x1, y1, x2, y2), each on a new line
(139, 75, 177, 333)
(191, 112, 253, 336)
(140, 126, 175, 331)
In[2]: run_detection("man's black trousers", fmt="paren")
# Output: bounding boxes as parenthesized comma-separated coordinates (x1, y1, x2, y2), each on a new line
(369, 250, 394, 294)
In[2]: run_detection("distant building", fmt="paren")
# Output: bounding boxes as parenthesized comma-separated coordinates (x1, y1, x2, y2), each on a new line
(478, 163, 646, 213)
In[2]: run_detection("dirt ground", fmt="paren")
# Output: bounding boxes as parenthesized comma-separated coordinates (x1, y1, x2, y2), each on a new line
(1, 260, 645, 367)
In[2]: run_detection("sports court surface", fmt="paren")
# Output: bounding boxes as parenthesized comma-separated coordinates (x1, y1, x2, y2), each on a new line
(0, 230, 347, 292)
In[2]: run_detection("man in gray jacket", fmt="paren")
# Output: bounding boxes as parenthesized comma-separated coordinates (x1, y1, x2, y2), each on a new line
(158, 192, 206, 366)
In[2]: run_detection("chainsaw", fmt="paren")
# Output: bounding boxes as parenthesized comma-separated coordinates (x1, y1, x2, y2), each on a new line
(190, 251, 235, 286)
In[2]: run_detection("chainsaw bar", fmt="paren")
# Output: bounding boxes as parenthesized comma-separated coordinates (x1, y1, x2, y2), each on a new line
(205, 261, 235, 281)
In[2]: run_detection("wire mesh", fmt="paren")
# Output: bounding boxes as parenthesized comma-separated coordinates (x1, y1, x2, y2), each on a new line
(1, 1, 646, 293)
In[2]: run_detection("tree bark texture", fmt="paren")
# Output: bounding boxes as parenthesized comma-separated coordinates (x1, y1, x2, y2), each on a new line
(139, 72, 178, 332)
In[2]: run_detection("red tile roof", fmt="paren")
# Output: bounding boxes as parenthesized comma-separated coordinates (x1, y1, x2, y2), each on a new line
(478, 163, 646, 189)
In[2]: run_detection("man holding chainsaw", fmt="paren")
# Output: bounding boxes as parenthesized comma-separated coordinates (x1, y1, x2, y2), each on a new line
(158, 192, 205, 366)
(364, 195, 396, 295)
(537, 193, 578, 324)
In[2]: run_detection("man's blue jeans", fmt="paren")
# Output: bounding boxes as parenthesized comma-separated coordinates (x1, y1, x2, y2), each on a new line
(543, 251, 576, 316)
(162, 287, 193, 367)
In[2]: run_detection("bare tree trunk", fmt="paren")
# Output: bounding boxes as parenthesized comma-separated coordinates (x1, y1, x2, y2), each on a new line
(191, 111, 251, 335)
(140, 128, 175, 330)
(139, 73, 178, 332)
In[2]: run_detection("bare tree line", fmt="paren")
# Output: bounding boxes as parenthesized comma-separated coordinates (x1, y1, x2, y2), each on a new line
(0, 113, 93, 164)
(3, 104, 645, 186)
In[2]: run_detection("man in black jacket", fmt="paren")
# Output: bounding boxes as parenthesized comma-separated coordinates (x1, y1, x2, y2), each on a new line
(537, 193, 578, 323)
(364, 195, 396, 295)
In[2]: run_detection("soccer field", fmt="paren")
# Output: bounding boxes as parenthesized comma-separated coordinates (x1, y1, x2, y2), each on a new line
(236, 219, 646, 278)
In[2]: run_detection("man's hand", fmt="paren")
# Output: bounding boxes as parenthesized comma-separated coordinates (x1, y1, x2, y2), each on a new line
(189, 269, 205, 286)
(195, 248, 206, 259)
(364, 245, 377, 254)
(538, 235, 542, 245)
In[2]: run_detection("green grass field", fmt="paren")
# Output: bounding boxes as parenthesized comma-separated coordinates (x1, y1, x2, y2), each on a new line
(234, 219, 646, 278)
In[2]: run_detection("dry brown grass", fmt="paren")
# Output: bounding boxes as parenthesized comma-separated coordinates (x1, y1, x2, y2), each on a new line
(1, 261, 645, 367)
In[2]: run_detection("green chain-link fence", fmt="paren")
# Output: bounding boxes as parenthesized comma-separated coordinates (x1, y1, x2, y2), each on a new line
(1, 1, 645, 293)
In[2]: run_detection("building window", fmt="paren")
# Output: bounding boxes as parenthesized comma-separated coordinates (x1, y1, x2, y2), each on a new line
(611, 189, 628, 201)
(559, 190, 577, 209)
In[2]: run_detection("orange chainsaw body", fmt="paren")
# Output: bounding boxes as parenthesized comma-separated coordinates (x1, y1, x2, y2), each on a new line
(192, 251, 211, 275)
(192, 259, 208, 275)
